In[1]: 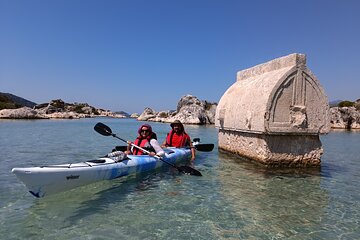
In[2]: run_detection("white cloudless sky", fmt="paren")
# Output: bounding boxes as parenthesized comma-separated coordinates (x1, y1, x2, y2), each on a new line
(1, 0, 359, 113)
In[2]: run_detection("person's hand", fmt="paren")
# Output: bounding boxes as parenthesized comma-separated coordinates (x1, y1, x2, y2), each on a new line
(191, 156, 195, 161)
(127, 141, 132, 145)
(149, 152, 156, 157)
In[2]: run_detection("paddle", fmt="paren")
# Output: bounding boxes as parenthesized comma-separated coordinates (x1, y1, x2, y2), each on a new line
(192, 138, 214, 152)
(193, 144, 214, 152)
(94, 122, 202, 176)
(114, 146, 128, 152)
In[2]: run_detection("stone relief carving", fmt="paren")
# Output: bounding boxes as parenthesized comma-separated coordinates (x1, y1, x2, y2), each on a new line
(290, 105, 308, 128)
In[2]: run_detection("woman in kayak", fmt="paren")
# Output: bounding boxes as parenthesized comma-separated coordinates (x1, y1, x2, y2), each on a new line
(125, 124, 165, 157)
(161, 120, 196, 160)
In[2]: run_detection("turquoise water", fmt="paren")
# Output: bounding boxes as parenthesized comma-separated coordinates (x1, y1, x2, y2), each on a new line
(0, 118, 359, 239)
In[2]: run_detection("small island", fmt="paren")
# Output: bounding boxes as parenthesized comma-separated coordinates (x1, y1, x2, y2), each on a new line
(0, 93, 128, 119)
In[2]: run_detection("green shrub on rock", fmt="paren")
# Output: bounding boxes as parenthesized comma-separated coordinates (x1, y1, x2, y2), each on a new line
(73, 105, 85, 114)
(0, 102, 16, 110)
(355, 103, 360, 111)
(338, 101, 355, 107)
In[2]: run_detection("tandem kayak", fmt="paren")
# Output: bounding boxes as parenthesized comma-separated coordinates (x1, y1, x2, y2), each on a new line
(12, 148, 191, 198)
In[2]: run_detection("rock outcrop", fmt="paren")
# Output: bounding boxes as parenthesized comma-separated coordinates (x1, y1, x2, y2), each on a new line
(130, 113, 140, 118)
(330, 107, 360, 129)
(137, 95, 217, 125)
(0, 107, 48, 119)
(137, 107, 158, 121)
(0, 99, 128, 119)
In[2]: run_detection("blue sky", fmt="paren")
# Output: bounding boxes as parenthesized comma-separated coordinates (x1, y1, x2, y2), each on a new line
(1, 0, 359, 113)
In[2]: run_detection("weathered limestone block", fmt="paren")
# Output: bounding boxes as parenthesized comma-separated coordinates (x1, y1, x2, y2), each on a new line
(215, 53, 330, 167)
(218, 130, 323, 167)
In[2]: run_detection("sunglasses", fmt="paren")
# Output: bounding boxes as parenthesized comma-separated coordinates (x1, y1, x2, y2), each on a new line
(141, 129, 149, 133)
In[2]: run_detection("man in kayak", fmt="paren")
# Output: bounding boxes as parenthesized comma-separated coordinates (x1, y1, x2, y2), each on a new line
(125, 124, 164, 157)
(162, 120, 196, 160)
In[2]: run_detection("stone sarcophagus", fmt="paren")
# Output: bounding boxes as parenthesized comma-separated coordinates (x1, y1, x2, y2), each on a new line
(215, 53, 330, 167)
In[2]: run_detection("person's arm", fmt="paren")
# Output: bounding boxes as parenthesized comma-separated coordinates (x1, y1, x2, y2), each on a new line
(161, 139, 167, 148)
(150, 139, 165, 157)
(189, 141, 196, 160)
(125, 141, 132, 155)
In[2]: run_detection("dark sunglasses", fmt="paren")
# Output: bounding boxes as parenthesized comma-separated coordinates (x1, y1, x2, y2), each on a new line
(141, 129, 149, 133)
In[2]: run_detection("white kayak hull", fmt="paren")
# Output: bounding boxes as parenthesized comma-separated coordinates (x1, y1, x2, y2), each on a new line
(12, 148, 191, 198)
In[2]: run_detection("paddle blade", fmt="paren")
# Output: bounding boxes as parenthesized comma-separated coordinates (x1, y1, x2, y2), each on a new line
(114, 145, 128, 152)
(94, 122, 113, 136)
(194, 144, 214, 152)
(177, 166, 202, 176)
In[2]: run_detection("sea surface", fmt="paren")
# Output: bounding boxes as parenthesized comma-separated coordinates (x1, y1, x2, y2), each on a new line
(0, 118, 359, 239)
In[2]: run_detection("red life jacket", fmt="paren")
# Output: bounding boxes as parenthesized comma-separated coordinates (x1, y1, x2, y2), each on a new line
(165, 130, 190, 147)
(132, 132, 157, 155)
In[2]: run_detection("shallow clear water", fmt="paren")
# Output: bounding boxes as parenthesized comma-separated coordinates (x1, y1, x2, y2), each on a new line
(0, 118, 359, 239)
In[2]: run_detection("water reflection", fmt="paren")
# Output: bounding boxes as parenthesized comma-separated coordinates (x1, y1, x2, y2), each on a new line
(17, 168, 190, 239)
(217, 150, 330, 239)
